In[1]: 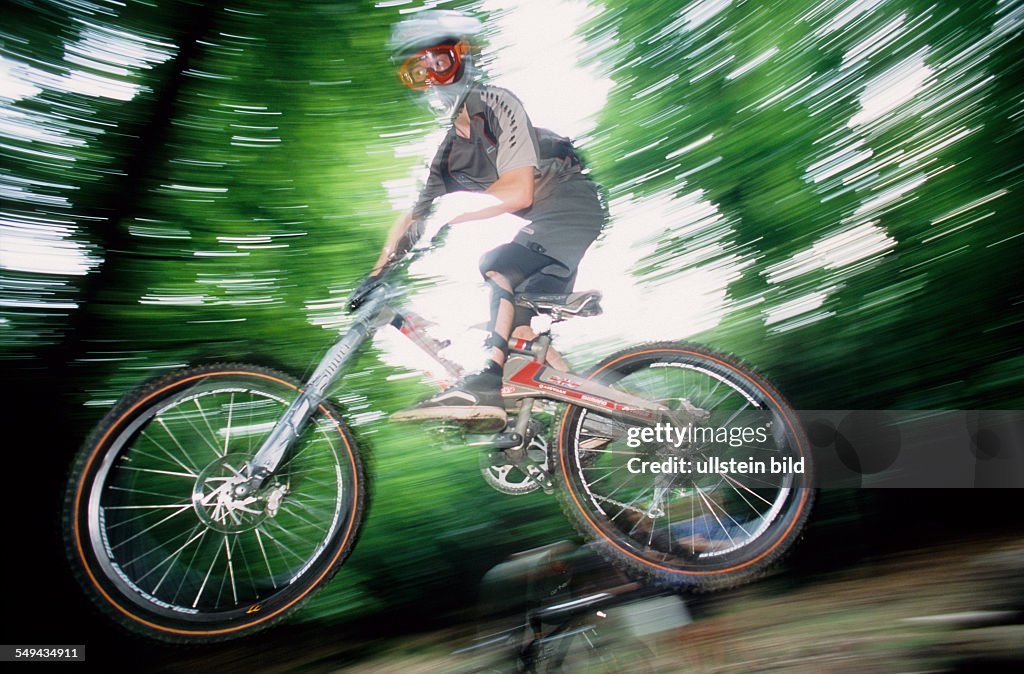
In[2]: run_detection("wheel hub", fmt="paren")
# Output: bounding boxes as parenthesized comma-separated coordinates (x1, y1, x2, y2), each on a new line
(192, 453, 271, 533)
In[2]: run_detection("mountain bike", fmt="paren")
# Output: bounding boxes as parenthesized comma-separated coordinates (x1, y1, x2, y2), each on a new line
(63, 223, 814, 643)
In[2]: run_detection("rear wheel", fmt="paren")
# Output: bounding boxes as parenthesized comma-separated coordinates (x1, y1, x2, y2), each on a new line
(63, 363, 366, 642)
(556, 343, 813, 590)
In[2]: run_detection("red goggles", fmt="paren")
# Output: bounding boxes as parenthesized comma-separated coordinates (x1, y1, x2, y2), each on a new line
(398, 43, 466, 90)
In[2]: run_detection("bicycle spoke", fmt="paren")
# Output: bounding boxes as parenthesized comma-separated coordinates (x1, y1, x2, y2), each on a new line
(139, 524, 205, 587)
(697, 376, 722, 411)
(137, 432, 201, 475)
(600, 469, 645, 504)
(732, 443, 783, 453)
(258, 525, 308, 565)
(576, 447, 646, 456)
(233, 533, 261, 600)
(254, 528, 278, 589)
(154, 411, 207, 462)
(704, 379, 741, 413)
(193, 398, 225, 458)
(281, 466, 336, 481)
(609, 482, 652, 522)
(278, 502, 326, 531)
(152, 534, 204, 595)
(715, 468, 781, 490)
(105, 503, 193, 510)
(157, 415, 213, 468)
(704, 489, 751, 538)
(248, 391, 256, 453)
(720, 471, 774, 507)
(118, 464, 196, 479)
(108, 503, 194, 551)
(284, 495, 337, 519)
(224, 535, 238, 606)
(121, 523, 198, 571)
(663, 489, 675, 548)
(720, 401, 751, 429)
(720, 475, 765, 522)
(694, 484, 735, 546)
(226, 393, 238, 456)
(108, 481, 188, 498)
(193, 538, 224, 608)
(106, 503, 190, 532)
(280, 424, 334, 470)
(172, 525, 210, 603)
(287, 494, 343, 505)
(583, 463, 629, 487)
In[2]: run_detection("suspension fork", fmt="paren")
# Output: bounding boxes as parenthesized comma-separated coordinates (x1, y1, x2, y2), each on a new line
(233, 288, 392, 498)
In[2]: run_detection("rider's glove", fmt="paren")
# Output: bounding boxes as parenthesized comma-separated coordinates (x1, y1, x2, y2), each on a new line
(347, 275, 383, 312)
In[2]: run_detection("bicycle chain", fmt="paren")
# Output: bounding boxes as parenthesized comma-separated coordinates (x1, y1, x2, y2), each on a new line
(592, 494, 652, 517)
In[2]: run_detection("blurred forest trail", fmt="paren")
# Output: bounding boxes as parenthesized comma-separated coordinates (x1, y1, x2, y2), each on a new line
(155, 531, 1024, 672)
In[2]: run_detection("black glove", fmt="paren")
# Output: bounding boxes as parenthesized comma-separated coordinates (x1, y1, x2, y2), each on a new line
(347, 274, 383, 312)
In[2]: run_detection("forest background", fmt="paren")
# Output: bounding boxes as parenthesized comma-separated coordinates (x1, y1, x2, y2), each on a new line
(1, 0, 1021, 658)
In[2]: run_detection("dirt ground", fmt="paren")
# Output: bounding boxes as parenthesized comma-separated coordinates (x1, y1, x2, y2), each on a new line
(328, 536, 1024, 673)
(158, 533, 1024, 673)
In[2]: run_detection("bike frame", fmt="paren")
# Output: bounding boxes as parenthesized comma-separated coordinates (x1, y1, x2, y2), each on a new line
(240, 266, 671, 492)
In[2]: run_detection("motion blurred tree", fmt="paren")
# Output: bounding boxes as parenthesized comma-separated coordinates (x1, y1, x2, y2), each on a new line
(586, 0, 1022, 407)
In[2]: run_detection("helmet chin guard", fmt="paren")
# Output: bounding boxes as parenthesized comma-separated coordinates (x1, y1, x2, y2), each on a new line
(424, 71, 477, 119)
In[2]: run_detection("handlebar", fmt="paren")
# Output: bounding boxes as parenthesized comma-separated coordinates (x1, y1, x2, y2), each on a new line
(346, 192, 510, 312)
(345, 221, 453, 312)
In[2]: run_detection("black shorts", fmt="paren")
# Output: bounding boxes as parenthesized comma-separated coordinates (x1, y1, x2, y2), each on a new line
(479, 243, 577, 327)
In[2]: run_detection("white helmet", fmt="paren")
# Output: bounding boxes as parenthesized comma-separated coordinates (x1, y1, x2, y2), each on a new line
(389, 9, 483, 117)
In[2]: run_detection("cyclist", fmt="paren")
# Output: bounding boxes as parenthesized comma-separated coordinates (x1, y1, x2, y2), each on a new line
(356, 9, 606, 428)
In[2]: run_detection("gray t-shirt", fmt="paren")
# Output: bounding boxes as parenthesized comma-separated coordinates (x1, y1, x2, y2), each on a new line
(412, 83, 604, 277)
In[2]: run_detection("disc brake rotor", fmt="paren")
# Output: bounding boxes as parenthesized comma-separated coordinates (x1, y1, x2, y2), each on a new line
(192, 453, 284, 533)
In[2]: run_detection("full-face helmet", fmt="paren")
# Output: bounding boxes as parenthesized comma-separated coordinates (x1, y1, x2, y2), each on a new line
(389, 9, 483, 117)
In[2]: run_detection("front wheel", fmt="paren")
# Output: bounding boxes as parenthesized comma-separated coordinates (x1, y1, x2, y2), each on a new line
(555, 343, 813, 591)
(63, 363, 366, 642)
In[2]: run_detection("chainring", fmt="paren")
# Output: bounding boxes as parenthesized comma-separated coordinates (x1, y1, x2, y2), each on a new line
(480, 432, 550, 495)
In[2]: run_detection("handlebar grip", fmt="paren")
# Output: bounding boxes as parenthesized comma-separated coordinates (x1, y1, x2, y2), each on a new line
(347, 275, 384, 312)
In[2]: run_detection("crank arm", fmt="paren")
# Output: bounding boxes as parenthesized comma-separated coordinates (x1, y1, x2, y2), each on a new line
(511, 452, 553, 493)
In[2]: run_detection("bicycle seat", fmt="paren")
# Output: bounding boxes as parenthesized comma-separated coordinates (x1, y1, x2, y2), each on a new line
(514, 291, 603, 318)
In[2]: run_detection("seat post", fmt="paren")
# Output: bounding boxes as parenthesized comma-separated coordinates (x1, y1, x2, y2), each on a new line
(532, 334, 552, 364)
(529, 314, 553, 364)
